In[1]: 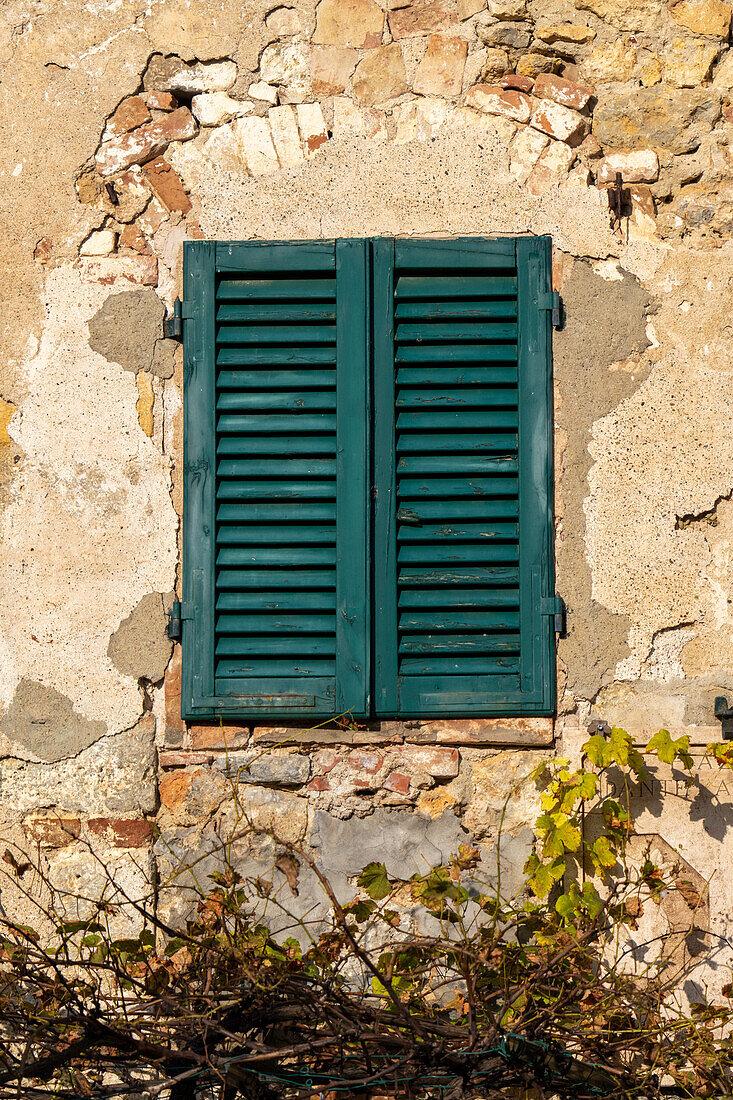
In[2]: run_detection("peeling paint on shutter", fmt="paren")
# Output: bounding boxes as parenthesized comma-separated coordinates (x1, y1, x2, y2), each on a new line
(372, 237, 555, 717)
(181, 240, 370, 720)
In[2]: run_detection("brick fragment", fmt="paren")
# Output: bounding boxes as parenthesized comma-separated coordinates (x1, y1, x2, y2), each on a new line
(190, 724, 250, 750)
(142, 157, 192, 212)
(159, 751, 215, 767)
(309, 776, 331, 791)
(464, 83, 532, 123)
(348, 750, 383, 773)
(388, 0, 457, 38)
(164, 643, 185, 745)
(501, 73, 535, 92)
(530, 98, 589, 145)
(596, 148, 660, 185)
(313, 748, 342, 773)
(106, 95, 151, 138)
(87, 818, 153, 848)
(110, 165, 152, 221)
(311, 45, 359, 96)
(119, 221, 152, 254)
(533, 72, 594, 111)
(384, 771, 411, 794)
(77, 255, 158, 285)
(146, 90, 178, 111)
(95, 107, 198, 177)
(402, 745, 459, 778)
(34, 237, 53, 264)
(23, 817, 80, 848)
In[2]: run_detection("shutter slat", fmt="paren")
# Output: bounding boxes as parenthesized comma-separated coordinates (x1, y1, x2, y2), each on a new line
(395, 276, 517, 298)
(395, 301, 517, 320)
(400, 633, 520, 653)
(397, 477, 519, 498)
(399, 567, 519, 586)
(217, 659, 336, 677)
(398, 521, 518, 541)
(218, 459, 336, 478)
(398, 544, 518, 563)
(216, 591, 334, 611)
(217, 325, 336, 345)
(217, 613, 334, 634)
(217, 302, 337, 322)
(218, 413, 337, 433)
(216, 635, 335, 655)
(396, 345, 517, 363)
(216, 480, 336, 501)
(399, 611, 520, 630)
(217, 547, 336, 566)
(217, 347, 337, 366)
(216, 392, 336, 412)
(217, 435, 335, 456)
(401, 656, 519, 674)
(397, 432, 517, 453)
(218, 369, 336, 389)
(396, 323, 518, 342)
(397, 388, 517, 409)
(217, 278, 336, 299)
(216, 570, 335, 589)
(397, 366, 517, 385)
(399, 589, 518, 608)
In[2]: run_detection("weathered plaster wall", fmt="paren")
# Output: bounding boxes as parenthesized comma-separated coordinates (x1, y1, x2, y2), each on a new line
(2, 0, 733, 982)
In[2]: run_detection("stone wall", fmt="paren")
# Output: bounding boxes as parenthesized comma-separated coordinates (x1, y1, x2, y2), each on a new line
(2, 0, 733, 976)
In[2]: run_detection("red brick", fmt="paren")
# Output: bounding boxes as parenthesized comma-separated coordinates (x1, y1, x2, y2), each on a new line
(190, 724, 250, 750)
(402, 745, 459, 778)
(309, 776, 331, 791)
(384, 771, 411, 794)
(119, 222, 152, 254)
(533, 72, 593, 111)
(107, 95, 151, 138)
(95, 106, 197, 176)
(464, 84, 532, 123)
(313, 748, 342, 773)
(530, 99, 589, 145)
(146, 90, 178, 111)
(23, 817, 80, 848)
(159, 751, 214, 768)
(87, 818, 153, 848)
(142, 157, 192, 214)
(500, 74, 535, 93)
(348, 750, 383, 774)
(34, 237, 53, 265)
(76, 255, 158, 285)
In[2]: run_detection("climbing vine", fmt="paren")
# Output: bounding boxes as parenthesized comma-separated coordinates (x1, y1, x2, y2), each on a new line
(1, 722, 733, 1097)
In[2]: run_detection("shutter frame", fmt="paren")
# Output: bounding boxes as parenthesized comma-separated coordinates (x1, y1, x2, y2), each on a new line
(181, 239, 370, 720)
(372, 236, 556, 718)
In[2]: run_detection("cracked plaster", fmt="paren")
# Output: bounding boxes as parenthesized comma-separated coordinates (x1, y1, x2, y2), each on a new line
(0, 265, 177, 738)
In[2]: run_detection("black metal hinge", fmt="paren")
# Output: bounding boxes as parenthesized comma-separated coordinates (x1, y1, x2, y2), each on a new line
(539, 291, 563, 331)
(715, 696, 733, 741)
(167, 601, 194, 640)
(540, 596, 567, 638)
(163, 299, 194, 340)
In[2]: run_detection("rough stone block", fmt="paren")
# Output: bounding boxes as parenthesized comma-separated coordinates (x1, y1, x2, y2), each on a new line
(464, 84, 532, 123)
(388, 0, 457, 38)
(347, 749, 383, 773)
(479, 48, 511, 81)
(596, 148, 659, 185)
(109, 165, 151, 221)
(213, 750, 311, 786)
(458, 0, 486, 16)
(106, 96, 151, 138)
(191, 92, 253, 127)
(203, 122, 247, 174)
(592, 87, 721, 154)
(260, 40, 311, 100)
(78, 254, 158, 285)
(266, 5, 302, 35)
(189, 724, 250, 750)
(413, 35, 467, 97)
(249, 80, 279, 104)
(531, 98, 589, 145)
(664, 37, 719, 88)
(269, 104, 305, 168)
(534, 23, 596, 43)
(119, 222, 152, 254)
(156, 59, 238, 96)
(313, 748, 342, 773)
(233, 116, 280, 175)
(488, 0, 528, 17)
(403, 718, 554, 746)
(352, 44, 408, 104)
(296, 103, 329, 154)
(142, 157, 192, 213)
(476, 17, 532, 48)
(79, 229, 117, 256)
(159, 767, 231, 825)
(311, 46, 359, 96)
(669, 0, 731, 36)
(159, 751, 215, 767)
(509, 125, 550, 182)
(314, 0, 384, 47)
(533, 72, 594, 111)
(501, 73, 534, 91)
(581, 40, 637, 84)
(95, 107, 198, 176)
(48, 846, 155, 937)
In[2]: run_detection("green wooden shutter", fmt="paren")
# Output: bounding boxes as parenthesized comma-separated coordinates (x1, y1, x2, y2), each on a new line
(372, 236, 555, 717)
(181, 240, 370, 721)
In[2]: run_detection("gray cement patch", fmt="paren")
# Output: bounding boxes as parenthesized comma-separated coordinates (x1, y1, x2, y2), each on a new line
(555, 260, 655, 702)
(107, 591, 173, 683)
(87, 288, 164, 376)
(0, 678, 106, 762)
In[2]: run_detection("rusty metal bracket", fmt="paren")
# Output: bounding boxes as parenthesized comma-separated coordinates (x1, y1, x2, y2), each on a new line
(608, 172, 631, 230)
(164, 299, 183, 340)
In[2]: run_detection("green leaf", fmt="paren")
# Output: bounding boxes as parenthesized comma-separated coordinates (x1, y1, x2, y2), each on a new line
(647, 729, 675, 764)
(555, 892, 576, 922)
(584, 734, 612, 768)
(357, 862, 392, 901)
(529, 858, 565, 900)
(591, 836, 617, 870)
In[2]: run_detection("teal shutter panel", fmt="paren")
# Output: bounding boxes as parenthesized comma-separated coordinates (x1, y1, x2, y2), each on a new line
(373, 237, 555, 717)
(181, 240, 370, 721)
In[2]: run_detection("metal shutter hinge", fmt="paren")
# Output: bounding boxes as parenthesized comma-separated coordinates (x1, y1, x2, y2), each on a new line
(538, 291, 563, 331)
(540, 595, 567, 637)
(167, 600, 194, 640)
(163, 300, 194, 340)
